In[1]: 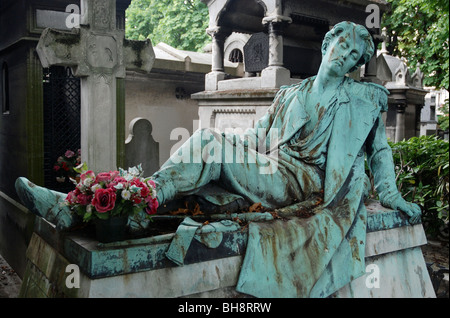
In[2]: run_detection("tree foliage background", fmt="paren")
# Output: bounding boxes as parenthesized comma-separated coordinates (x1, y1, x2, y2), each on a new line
(125, 0, 210, 52)
(382, 0, 449, 90)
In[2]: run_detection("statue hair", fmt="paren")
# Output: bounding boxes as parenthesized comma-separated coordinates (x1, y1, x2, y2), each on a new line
(321, 21, 375, 73)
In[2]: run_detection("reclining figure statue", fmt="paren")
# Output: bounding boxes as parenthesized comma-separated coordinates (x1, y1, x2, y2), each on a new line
(16, 21, 421, 297)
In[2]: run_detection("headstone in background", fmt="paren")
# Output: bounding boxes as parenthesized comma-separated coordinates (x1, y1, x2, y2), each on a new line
(125, 118, 160, 177)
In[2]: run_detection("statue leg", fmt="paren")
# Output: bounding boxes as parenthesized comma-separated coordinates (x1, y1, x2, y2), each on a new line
(151, 128, 223, 204)
(151, 128, 302, 209)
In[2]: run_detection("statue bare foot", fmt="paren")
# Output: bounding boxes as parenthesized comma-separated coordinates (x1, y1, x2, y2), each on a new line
(15, 177, 78, 230)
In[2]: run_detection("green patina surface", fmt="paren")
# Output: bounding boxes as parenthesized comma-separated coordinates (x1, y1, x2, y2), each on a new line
(26, 198, 415, 280)
(15, 21, 424, 298)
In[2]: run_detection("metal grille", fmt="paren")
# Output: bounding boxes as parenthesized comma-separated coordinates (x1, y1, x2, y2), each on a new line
(229, 48, 243, 63)
(43, 66, 81, 193)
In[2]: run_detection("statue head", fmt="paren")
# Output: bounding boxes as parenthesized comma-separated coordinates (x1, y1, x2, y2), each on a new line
(321, 21, 375, 75)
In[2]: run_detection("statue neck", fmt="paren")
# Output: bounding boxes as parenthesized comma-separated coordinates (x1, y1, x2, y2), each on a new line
(314, 67, 345, 94)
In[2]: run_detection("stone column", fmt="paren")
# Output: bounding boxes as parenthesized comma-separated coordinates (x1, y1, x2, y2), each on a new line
(36, 0, 154, 173)
(266, 20, 284, 67)
(205, 26, 230, 91)
(395, 104, 406, 142)
(362, 31, 382, 84)
(260, 15, 291, 88)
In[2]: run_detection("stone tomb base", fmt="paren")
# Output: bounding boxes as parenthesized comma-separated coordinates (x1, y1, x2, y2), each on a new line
(19, 201, 435, 298)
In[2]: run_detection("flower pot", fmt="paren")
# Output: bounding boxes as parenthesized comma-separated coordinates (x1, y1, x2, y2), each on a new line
(94, 215, 128, 243)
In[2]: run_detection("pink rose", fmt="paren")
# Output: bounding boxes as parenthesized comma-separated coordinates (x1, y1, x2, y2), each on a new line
(66, 188, 80, 205)
(131, 179, 150, 197)
(108, 176, 128, 189)
(80, 170, 95, 183)
(96, 172, 112, 183)
(65, 150, 75, 158)
(92, 188, 116, 213)
(146, 179, 156, 189)
(145, 197, 159, 215)
(109, 170, 119, 180)
(77, 193, 92, 205)
(53, 165, 61, 172)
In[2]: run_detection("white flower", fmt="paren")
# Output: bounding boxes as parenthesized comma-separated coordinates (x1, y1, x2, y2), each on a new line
(122, 190, 131, 200)
(86, 204, 93, 213)
(83, 177, 93, 187)
(91, 183, 102, 192)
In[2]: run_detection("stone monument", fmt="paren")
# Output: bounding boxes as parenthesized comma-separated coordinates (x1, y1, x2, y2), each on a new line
(193, 0, 389, 134)
(36, 0, 155, 173)
(15, 21, 435, 298)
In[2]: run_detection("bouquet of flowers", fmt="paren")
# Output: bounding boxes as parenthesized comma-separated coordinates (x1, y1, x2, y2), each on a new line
(64, 165, 158, 222)
(53, 149, 82, 182)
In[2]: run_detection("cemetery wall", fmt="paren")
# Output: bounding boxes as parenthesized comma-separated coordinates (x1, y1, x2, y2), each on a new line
(125, 71, 204, 168)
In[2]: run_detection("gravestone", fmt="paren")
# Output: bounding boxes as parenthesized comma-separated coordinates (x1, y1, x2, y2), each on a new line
(243, 32, 269, 73)
(125, 118, 160, 177)
(36, 0, 155, 173)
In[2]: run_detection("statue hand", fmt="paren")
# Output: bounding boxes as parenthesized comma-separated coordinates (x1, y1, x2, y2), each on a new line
(382, 194, 422, 225)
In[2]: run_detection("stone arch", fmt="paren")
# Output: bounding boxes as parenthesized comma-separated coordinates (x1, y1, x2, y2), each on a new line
(224, 32, 250, 63)
(216, 0, 267, 34)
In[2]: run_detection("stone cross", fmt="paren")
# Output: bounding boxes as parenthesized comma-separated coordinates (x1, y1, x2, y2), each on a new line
(36, 0, 154, 173)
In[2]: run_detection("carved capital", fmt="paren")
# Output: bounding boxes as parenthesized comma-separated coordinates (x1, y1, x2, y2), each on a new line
(262, 15, 292, 26)
(206, 26, 231, 40)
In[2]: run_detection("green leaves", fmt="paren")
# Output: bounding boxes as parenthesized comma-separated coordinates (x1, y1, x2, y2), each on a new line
(382, 0, 449, 89)
(125, 0, 210, 52)
(387, 135, 449, 238)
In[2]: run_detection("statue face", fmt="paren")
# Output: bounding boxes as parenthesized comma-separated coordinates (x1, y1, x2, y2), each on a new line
(322, 30, 365, 77)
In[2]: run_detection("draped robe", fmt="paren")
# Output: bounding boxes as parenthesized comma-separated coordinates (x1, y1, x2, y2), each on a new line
(153, 75, 397, 297)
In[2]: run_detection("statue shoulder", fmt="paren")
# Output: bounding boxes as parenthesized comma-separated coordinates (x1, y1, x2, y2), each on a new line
(271, 79, 308, 108)
(365, 81, 390, 95)
(349, 78, 390, 112)
(278, 81, 304, 96)
(275, 77, 314, 100)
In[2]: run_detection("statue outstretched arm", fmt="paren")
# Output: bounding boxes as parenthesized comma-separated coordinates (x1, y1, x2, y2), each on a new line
(366, 115, 422, 224)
